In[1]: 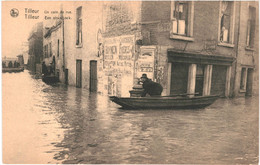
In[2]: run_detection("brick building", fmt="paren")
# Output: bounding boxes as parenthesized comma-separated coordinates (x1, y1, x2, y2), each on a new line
(28, 22, 43, 72)
(17, 55, 24, 66)
(43, 9, 66, 83)
(98, 1, 258, 97)
(234, 1, 259, 96)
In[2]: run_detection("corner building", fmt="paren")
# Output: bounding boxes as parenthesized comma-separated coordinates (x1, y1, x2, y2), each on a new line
(98, 1, 258, 97)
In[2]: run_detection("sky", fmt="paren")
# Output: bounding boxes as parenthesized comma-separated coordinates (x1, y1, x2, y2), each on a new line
(2, 1, 64, 60)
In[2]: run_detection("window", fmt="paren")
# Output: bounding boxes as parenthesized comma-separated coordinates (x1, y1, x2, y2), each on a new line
(57, 39, 59, 57)
(49, 42, 52, 57)
(171, 1, 194, 37)
(44, 45, 46, 58)
(219, 1, 235, 43)
(246, 6, 256, 48)
(45, 45, 48, 58)
(240, 68, 247, 90)
(45, 44, 49, 58)
(76, 6, 82, 45)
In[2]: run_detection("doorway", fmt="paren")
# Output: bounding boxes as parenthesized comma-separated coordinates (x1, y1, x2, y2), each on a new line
(246, 68, 253, 96)
(170, 63, 189, 95)
(195, 64, 205, 96)
(90, 60, 97, 92)
(76, 60, 82, 88)
(65, 69, 69, 85)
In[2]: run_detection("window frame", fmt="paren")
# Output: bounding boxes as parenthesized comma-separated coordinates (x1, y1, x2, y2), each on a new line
(218, 1, 236, 46)
(246, 6, 256, 48)
(76, 6, 83, 46)
(170, 1, 194, 41)
(49, 42, 52, 57)
(240, 67, 248, 91)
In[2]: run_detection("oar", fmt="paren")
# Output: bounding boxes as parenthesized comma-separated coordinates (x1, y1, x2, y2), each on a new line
(162, 93, 199, 97)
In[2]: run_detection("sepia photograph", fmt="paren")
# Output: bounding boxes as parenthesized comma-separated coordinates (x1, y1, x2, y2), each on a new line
(2, 0, 259, 164)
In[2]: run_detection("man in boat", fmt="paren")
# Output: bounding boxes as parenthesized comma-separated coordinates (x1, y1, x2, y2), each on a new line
(140, 73, 163, 97)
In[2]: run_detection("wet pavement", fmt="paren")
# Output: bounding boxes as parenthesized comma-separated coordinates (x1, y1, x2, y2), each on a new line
(2, 70, 259, 164)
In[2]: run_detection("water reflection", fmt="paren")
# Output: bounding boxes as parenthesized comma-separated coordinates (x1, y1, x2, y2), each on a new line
(2, 70, 259, 164)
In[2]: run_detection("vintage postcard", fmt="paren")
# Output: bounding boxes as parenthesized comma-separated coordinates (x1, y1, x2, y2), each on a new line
(2, 1, 259, 164)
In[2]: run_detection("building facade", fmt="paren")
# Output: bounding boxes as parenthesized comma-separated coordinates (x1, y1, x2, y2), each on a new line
(17, 55, 24, 66)
(98, 1, 258, 97)
(63, 2, 103, 90)
(28, 22, 43, 73)
(2, 56, 19, 68)
(43, 12, 66, 83)
(234, 1, 259, 96)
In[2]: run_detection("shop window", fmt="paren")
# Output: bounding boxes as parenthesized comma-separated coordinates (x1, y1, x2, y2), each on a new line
(219, 1, 235, 44)
(76, 6, 82, 46)
(171, 1, 194, 38)
(246, 6, 256, 48)
(240, 68, 247, 90)
(195, 65, 205, 96)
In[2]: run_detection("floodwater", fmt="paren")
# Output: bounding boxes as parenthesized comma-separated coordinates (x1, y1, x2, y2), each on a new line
(2, 70, 259, 164)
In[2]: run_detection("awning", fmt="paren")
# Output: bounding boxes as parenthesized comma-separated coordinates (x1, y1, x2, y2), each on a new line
(167, 49, 235, 66)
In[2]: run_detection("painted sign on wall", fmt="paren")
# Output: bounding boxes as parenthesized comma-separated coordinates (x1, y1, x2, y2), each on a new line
(102, 35, 135, 97)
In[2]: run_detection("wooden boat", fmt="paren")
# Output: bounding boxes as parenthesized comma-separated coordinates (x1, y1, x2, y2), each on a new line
(109, 95, 219, 109)
(42, 75, 59, 84)
(2, 67, 24, 73)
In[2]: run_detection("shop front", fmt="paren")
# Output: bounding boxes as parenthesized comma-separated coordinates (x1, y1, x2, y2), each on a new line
(167, 50, 235, 97)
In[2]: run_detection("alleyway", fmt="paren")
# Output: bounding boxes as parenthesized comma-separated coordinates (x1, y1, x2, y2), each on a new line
(2, 70, 259, 164)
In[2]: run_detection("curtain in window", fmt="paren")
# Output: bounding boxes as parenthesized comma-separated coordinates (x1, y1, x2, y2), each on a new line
(220, 1, 231, 42)
(172, 2, 188, 35)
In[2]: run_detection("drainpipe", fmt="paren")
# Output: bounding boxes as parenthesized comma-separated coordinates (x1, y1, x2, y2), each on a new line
(233, 2, 241, 97)
(63, 18, 65, 70)
(61, 5, 66, 72)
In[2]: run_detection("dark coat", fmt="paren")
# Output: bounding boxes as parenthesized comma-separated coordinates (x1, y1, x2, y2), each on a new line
(141, 79, 163, 97)
(42, 63, 48, 75)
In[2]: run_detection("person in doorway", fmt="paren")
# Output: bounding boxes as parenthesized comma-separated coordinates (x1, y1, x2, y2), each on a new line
(140, 73, 163, 97)
(42, 61, 48, 75)
(50, 56, 56, 75)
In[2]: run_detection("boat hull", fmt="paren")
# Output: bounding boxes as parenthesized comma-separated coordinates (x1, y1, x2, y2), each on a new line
(2, 67, 24, 73)
(42, 75, 59, 84)
(109, 95, 219, 109)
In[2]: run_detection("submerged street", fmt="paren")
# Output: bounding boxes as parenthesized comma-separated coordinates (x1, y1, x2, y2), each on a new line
(2, 70, 259, 164)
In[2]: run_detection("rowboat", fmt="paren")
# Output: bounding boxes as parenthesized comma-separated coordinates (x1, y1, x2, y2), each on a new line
(42, 75, 59, 84)
(109, 95, 219, 109)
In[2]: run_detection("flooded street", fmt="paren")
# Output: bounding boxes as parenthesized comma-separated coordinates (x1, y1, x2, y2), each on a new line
(2, 70, 259, 164)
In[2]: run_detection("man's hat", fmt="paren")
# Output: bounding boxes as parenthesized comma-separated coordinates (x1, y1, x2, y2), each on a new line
(141, 73, 148, 79)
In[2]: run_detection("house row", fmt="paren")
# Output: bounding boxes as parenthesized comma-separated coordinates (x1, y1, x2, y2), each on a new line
(28, 1, 259, 97)
(2, 55, 24, 68)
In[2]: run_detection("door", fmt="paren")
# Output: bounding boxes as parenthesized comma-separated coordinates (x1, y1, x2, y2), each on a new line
(211, 65, 227, 97)
(170, 63, 189, 95)
(65, 69, 68, 85)
(76, 60, 82, 88)
(90, 60, 97, 92)
(246, 68, 253, 96)
(195, 64, 205, 96)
